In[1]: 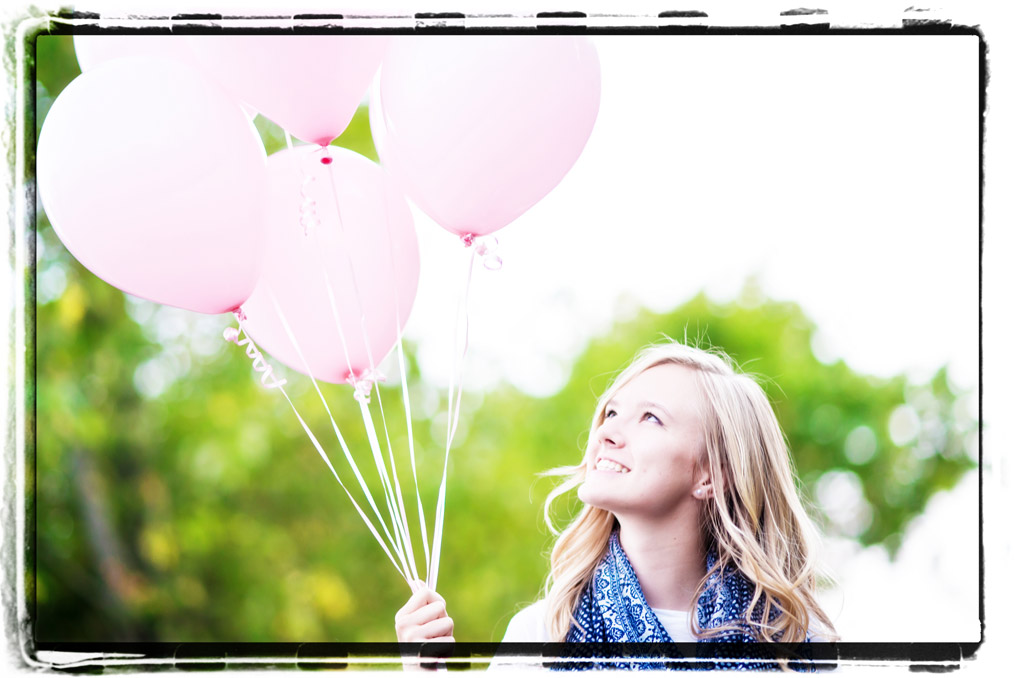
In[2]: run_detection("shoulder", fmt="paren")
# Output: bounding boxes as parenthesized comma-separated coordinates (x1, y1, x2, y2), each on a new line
(490, 600, 551, 671)
(501, 599, 551, 643)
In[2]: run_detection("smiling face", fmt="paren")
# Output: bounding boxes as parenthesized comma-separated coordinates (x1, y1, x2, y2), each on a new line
(577, 363, 712, 522)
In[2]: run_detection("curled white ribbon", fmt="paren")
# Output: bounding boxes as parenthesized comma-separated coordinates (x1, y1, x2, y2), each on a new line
(223, 320, 287, 390)
(299, 174, 320, 236)
(460, 233, 502, 271)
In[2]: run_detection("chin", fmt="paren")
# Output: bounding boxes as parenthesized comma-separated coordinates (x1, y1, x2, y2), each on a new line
(577, 480, 614, 512)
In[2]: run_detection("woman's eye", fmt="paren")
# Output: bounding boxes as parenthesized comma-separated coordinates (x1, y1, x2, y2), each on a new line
(643, 412, 661, 424)
(604, 409, 617, 419)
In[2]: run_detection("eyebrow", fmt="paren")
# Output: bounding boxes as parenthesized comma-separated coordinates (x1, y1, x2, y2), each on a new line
(604, 399, 673, 420)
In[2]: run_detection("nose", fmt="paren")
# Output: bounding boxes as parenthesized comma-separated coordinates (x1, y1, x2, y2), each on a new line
(597, 418, 625, 448)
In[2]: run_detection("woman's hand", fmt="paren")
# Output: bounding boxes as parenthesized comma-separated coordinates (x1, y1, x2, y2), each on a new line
(395, 583, 455, 643)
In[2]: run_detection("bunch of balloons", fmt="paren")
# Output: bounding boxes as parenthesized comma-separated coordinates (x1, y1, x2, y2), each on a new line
(38, 32, 601, 585)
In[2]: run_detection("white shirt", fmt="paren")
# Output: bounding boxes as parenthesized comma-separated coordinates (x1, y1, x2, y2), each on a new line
(500, 598, 697, 643)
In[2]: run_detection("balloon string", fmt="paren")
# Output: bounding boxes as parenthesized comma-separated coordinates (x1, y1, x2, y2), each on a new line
(283, 142, 417, 586)
(358, 395, 419, 584)
(369, 362, 421, 584)
(427, 247, 474, 590)
(318, 158, 419, 580)
(316, 146, 371, 393)
(396, 328, 430, 578)
(380, 181, 431, 582)
(346, 307, 420, 583)
(224, 310, 409, 583)
(306, 215, 359, 395)
(369, 349, 420, 585)
(377, 180, 429, 583)
(260, 291, 413, 582)
(428, 234, 496, 590)
(276, 384, 407, 579)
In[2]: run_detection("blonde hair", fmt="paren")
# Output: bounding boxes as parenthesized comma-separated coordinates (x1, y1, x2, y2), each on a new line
(541, 340, 837, 643)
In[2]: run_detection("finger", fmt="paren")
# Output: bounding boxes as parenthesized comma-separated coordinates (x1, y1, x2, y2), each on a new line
(396, 601, 449, 642)
(419, 616, 454, 640)
(424, 635, 455, 643)
(396, 587, 432, 617)
(401, 599, 449, 629)
(396, 595, 434, 639)
(396, 587, 443, 620)
(402, 614, 454, 642)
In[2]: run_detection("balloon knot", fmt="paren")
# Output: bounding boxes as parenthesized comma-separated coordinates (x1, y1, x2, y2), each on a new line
(347, 369, 386, 404)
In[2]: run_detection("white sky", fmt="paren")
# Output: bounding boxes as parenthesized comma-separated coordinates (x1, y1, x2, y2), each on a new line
(403, 35, 980, 399)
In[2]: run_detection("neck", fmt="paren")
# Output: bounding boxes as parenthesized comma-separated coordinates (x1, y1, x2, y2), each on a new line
(615, 513, 708, 612)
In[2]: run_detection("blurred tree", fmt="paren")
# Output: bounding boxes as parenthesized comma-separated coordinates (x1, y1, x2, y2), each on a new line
(31, 33, 975, 645)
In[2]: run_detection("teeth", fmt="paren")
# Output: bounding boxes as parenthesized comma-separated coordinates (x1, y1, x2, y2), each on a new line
(595, 459, 630, 473)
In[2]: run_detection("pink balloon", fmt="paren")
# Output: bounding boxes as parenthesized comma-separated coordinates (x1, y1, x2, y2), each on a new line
(72, 36, 261, 122)
(370, 36, 601, 238)
(73, 35, 197, 72)
(37, 56, 269, 314)
(186, 36, 392, 146)
(240, 145, 419, 385)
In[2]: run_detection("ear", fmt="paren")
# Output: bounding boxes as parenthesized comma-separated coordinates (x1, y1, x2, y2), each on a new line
(692, 470, 713, 501)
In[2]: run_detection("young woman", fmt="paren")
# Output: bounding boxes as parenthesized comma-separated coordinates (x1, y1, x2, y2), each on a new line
(395, 341, 837, 656)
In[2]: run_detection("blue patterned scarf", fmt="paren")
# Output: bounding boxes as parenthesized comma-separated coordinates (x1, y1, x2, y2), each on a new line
(560, 532, 812, 670)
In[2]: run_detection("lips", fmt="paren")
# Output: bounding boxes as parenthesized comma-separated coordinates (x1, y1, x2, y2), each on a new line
(594, 457, 631, 473)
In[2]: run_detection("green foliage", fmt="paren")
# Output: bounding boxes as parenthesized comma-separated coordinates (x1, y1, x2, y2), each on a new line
(255, 106, 377, 161)
(35, 33, 80, 97)
(31, 35, 975, 644)
(34, 241, 975, 642)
